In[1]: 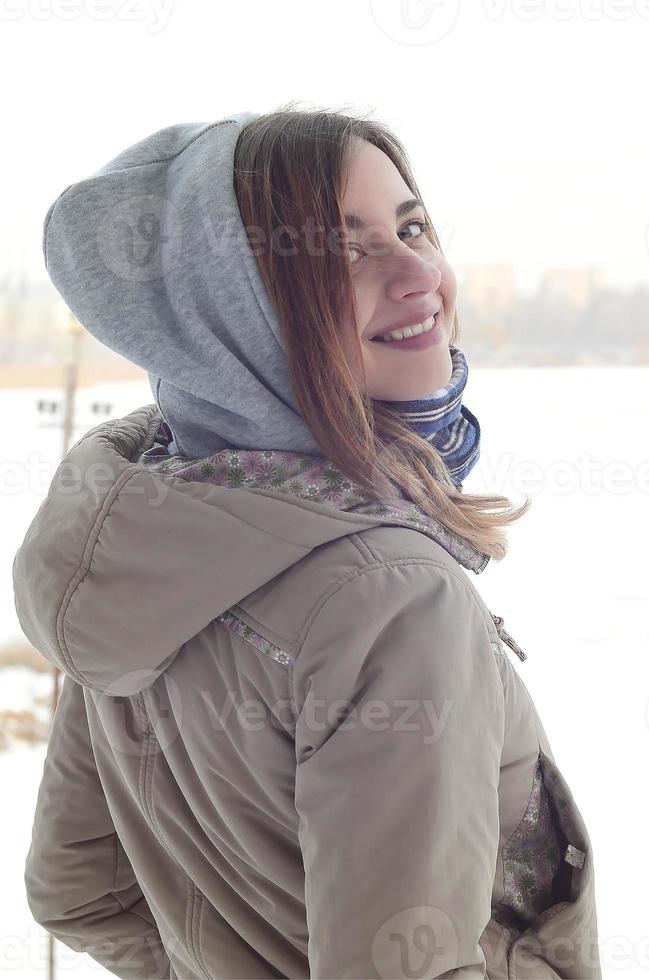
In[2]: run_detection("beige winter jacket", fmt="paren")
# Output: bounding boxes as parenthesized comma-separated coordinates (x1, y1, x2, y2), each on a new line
(13, 404, 601, 979)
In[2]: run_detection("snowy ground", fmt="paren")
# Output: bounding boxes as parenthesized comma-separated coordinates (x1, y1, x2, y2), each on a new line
(2, 369, 648, 979)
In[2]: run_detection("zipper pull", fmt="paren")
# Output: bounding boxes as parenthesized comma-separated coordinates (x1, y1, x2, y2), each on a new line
(491, 613, 528, 662)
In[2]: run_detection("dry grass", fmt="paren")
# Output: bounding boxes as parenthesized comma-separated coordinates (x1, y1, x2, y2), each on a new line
(0, 641, 55, 749)
(0, 709, 50, 749)
(0, 640, 52, 673)
(0, 362, 146, 388)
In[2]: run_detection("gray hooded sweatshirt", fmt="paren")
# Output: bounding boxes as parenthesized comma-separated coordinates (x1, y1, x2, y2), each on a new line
(13, 115, 602, 979)
(40, 110, 326, 459)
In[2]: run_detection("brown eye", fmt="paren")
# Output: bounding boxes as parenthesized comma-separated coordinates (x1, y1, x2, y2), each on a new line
(400, 219, 429, 240)
(347, 219, 429, 265)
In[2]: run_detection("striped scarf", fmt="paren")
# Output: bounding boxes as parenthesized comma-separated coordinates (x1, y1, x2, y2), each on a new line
(378, 344, 481, 490)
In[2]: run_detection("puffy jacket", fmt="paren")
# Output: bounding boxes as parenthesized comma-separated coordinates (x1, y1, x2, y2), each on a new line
(13, 403, 602, 979)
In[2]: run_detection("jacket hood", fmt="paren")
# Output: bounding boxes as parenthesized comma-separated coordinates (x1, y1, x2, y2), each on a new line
(12, 404, 490, 696)
(41, 111, 325, 459)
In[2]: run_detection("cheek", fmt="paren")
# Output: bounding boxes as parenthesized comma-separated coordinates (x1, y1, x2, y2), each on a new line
(338, 286, 375, 384)
(439, 256, 457, 305)
(346, 283, 374, 348)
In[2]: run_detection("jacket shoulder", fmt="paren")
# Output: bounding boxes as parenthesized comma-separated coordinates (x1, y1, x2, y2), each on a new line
(234, 524, 489, 661)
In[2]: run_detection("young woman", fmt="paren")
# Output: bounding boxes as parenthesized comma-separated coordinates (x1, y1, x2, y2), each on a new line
(14, 104, 602, 979)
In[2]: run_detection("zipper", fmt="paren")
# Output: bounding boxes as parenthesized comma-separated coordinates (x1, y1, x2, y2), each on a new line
(476, 551, 491, 573)
(490, 613, 528, 661)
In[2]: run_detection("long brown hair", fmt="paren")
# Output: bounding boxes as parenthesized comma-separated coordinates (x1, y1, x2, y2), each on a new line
(232, 100, 530, 561)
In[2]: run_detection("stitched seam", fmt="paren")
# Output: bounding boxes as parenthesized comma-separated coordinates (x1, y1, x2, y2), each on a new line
(230, 537, 489, 663)
(242, 485, 457, 539)
(142, 729, 167, 846)
(226, 539, 455, 654)
(58, 448, 312, 687)
(100, 121, 236, 174)
(44, 121, 237, 264)
(192, 889, 209, 977)
(162, 482, 317, 552)
(136, 697, 209, 979)
(184, 880, 193, 973)
(43, 186, 74, 266)
(94, 407, 163, 462)
(214, 612, 300, 733)
(143, 720, 210, 975)
(288, 663, 298, 729)
(293, 557, 507, 728)
(112, 833, 121, 895)
(137, 724, 149, 828)
(243, 487, 398, 543)
(107, 877, 170, 965)
(514, 676, 543, 760)
(56, 467, 140, 688)
(348, 532, 376, 563)
(296, 556, 490, 650)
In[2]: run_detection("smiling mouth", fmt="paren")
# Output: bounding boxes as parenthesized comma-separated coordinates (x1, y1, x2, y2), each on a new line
(371, 311, 440, 344)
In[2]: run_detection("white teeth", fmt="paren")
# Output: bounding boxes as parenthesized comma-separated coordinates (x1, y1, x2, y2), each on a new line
(378, 314, 436, 343)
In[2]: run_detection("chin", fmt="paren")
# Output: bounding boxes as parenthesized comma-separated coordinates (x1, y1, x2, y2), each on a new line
(372, 365, 453, 402)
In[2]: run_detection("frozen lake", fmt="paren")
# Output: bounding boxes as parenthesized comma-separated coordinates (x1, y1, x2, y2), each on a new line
(1, 367, 647, 978)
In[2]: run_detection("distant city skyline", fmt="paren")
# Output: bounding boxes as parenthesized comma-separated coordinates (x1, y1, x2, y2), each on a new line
(2, 259, 646, 368)
(0, 259, 631, 300)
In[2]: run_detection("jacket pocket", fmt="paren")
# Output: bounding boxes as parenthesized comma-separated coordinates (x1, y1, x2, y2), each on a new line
(503, 749, 602, 979)
(195, 889, 287, 979)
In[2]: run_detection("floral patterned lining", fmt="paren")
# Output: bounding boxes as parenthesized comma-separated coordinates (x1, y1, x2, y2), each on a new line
(492, 752, 587, 938)
(216, 610, 295, 669)
(495, 757, 564, 931)
(138, 423, 490, 575)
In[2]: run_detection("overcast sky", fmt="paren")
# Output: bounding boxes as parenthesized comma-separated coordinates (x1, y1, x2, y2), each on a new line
(1, 0, 648, 295)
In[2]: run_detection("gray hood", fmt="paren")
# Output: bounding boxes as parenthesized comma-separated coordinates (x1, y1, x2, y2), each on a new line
(41, 110, 325, 458)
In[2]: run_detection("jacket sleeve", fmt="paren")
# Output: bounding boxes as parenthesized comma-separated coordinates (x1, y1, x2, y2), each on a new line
(292, 559, 505, 980)
(24, 672, 172, 980)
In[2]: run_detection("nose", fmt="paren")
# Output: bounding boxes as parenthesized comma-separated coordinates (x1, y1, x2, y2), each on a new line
(384, 247, 443, 296)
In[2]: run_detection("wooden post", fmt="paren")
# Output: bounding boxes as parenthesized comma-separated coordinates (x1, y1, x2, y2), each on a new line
(47, 307, 83, 980)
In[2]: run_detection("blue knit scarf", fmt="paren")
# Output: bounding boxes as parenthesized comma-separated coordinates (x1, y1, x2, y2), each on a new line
(143, 342, 481, 492)
(378, 344, 481, 491)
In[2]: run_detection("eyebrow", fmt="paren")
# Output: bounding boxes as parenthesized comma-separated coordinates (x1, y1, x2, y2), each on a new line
(344, 197, 424, 230)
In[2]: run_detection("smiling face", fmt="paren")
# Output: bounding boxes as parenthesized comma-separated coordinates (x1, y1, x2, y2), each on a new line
(340, 138, 457, 401)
